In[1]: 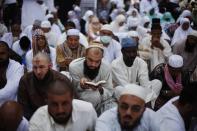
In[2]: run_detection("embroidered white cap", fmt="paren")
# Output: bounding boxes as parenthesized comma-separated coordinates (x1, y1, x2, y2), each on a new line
(67, 29, 80, 36)
(168, 54, 183, 68)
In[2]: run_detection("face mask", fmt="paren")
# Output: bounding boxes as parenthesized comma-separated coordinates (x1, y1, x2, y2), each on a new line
(100, 35, 112, 44)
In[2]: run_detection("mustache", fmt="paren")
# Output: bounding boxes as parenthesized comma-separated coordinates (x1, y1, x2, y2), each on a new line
(123, 115, 132, 120)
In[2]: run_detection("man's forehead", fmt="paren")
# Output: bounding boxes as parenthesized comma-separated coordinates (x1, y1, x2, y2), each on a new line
(119, 95, 145, 104)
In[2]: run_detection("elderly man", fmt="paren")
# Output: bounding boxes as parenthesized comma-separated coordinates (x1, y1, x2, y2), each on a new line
(56, 29, 86, 71)
(0, 101, 29, 131)
(138, 23, 172, 71)
(29, 79, 97, 131)
(112, 37, 161, 108)
(69, 44, 114, 113)
(0, 41, 24, 106)
(150, 55, 190, 110)
(155, 82, 197, 131)
(95, 24, 122, 63)
(96, 84, 157, 131)
(18, 52, 69, 120)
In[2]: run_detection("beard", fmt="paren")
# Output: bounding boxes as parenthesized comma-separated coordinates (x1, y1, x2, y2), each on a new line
(83, 60, 100, 80)
(49, 112, 71, 125)
(0, 59, 9, 89)
(117, 112, 142, 130)
(123, 56, 135, 67)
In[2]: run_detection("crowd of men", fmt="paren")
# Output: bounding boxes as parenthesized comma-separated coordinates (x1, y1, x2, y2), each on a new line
(0, 0, 197, 131)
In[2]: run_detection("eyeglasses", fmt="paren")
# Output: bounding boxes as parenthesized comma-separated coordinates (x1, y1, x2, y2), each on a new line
(119, 103, 144, 112)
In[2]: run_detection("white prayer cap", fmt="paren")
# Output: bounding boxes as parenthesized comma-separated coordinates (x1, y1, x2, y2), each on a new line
(87, 41, 104, 51)
(101, 24, 113, 32)
(41, 20, 51, 28)
(168, 54, 183, 68)
(120, 84, 149, 102)
(45, 14, 54, 20)
(67, 29, 80, 36)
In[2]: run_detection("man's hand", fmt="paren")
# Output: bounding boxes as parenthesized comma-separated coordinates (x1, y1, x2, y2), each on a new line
(80, 78, 89, 89)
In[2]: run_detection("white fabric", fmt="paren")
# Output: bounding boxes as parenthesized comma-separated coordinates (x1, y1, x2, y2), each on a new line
(168, 54, 183, 68)
(21, 0, 55, 29)
(51, 23, 62, 37)
(120, 84, 150, 103)
(17, 117, 29, 131)
(12, 40, 27, 56)
(110, 0, 125, 8)
(22, 25, 33, 43)
(110, 14, 126, 33)
(96, 37, 122, 63)
(140, 0, 159, 15)
(0, 59, 24, 106)
(96, 107, 157, 131)
(176, 10, 191, 23)
(127, 8, 141, 28)
(57, 32, 88, 48)
(41, 20, 51, 28)
(25, 47, 57, 72)
(67, 29, 80, 36)
(69, 58, 114, 108)
(138, 35, 172, 71)
(111, 56, 161, 106)
(101, 24, 113, 32)
(171, 18, 193, 46)
(29, 99, 97, 131)
(155, 97, 185, 131)
(45, 31, 58, 48)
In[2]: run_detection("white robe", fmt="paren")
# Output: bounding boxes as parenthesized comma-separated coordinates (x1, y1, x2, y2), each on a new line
(155, 97, 186, 131)
(21, 0, 55, 29)
(96, 107, 157, 131)
(25, 47, 57, 72)
(111, 56, 161, 105)
(12, 40, 27, 57)
(0, 59, 24, 106)
(69, 58, 114, 110)
(140, 0, 159, 15)
(45, 31, 58, 48)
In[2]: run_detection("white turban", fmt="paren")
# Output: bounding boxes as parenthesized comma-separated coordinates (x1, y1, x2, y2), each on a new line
(41, 20, 51, 28)
(101, 24, 113, 32)
(67, 29, 80, 36)
(168, 55, 183, 68)
(120, 84, 150, 103)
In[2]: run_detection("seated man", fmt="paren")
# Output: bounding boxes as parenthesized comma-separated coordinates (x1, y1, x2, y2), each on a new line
(155, 82, 197, 131)
(56, 29, 86, 71)
(69, 44, 114, 113)
(0, 101, 28, 131)
(150, 54, 190, 110)
(112, 37, 161, 108)
(0, 41, 24, 106)
(18, 52, 69, 120)
(29, 79, 97, 131)
(96, 84, 157, 131)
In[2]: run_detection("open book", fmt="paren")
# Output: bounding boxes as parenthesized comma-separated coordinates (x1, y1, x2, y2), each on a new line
(85, 80, 106, 86)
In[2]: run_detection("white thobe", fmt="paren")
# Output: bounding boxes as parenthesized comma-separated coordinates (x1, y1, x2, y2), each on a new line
(25, 47, 57, 71)
(57, 32, 89, 48)
(21, 0, 55, 29)
(0, 59, 24, 106)
(69, 58, 114, 109)
(111, 56, 161, 105)
(12, 40, 27, 57)
(155, 97, 186, 131)
(29, 99, 97, 131)
(138, 35, 172, 71)
(51, 23, 62, 37)
(140, 0, 159, 15)
(96, 37, 122, 64)
(45, 31, 58, 48)
(96, 107, 157, 131)
(17, 117, 29, 131)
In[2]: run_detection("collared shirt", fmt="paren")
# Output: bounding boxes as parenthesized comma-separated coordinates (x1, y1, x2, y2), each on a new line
(29, 99, 97, 131)
(95, 107, 157, 131)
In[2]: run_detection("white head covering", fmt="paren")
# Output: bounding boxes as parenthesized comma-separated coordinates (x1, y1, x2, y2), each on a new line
(110, 14, 126, 32)
(82, 10, 94, 21)
(176, 10, 192, 23)
(101, 24, 113, 32)
(67, 29, 80, 36)
(45, 14, 54, 20)
(120, 84, 150, 102)
(171, 18, 193, 46)
(168, 55, 183, 68)
(41, 20, 51, 28)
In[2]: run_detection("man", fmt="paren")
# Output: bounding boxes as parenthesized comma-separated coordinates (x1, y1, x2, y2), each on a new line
(0, 41, 24, 106)
(41, 20, 58, 48)
(96, 24, 122, 63)
(56, 29, 86, 71)
(29, 79, 97, 131)
(96, 84, 157, 131)
(0, 101, 29, 131)
(150, 55, 190, 110)
(155, 82, 197, 131)
(18, 52, 69, 120)
(112, 37, 161, 108)
(69, 44, 114, 113)
(138, 23, 172, 71)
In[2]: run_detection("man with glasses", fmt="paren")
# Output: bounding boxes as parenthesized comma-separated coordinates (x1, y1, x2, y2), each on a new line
(95, 84, 157, 131)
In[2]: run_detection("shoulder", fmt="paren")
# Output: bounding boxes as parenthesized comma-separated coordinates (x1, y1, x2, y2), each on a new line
(73, 99, 95, 112)
(97, 107, 117, 123)
(69, 58, 85, 68)
(112, 56, 122, 66)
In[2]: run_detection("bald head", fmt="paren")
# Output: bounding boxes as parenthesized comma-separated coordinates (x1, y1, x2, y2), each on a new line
(33, 52, 51, 63)
(86, 47, 103, 57)
(0, 101, 23, 131)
